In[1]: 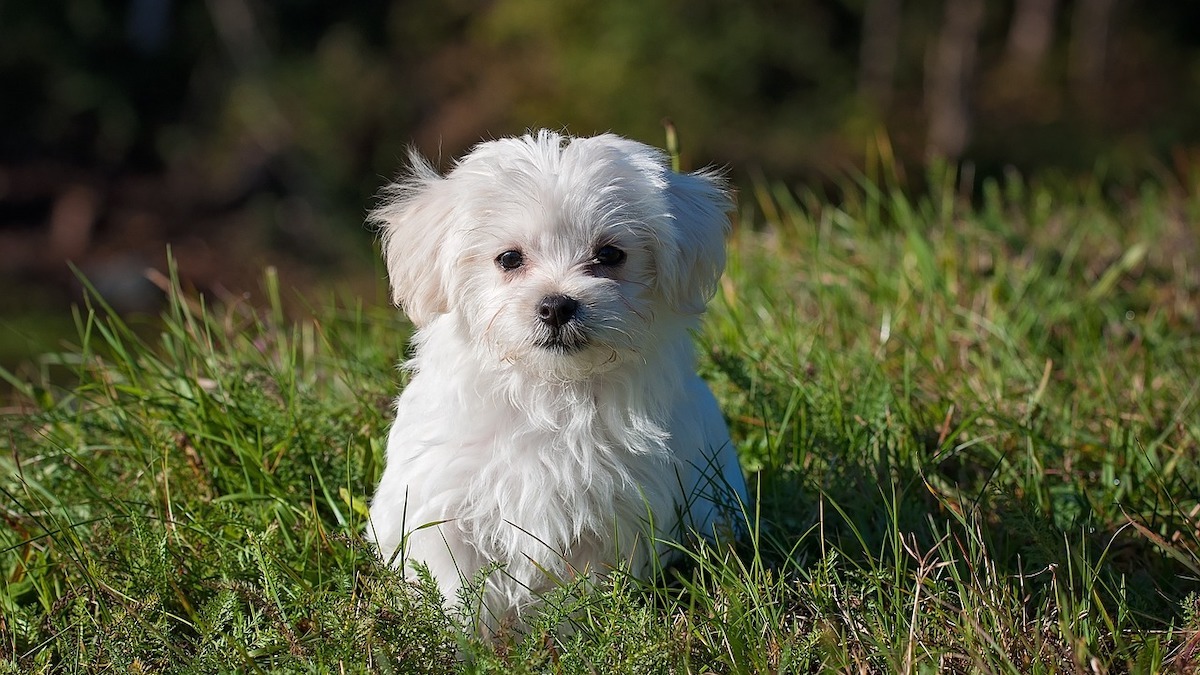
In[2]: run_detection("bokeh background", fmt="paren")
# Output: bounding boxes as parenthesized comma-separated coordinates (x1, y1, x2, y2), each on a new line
(3, 0, 1200, 364)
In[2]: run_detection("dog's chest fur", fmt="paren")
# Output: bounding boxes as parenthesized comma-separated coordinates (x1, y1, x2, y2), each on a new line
(401, 357, 680, 563)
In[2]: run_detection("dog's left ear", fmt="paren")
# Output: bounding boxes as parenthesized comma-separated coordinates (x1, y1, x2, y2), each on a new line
(658, 168, 733, 315)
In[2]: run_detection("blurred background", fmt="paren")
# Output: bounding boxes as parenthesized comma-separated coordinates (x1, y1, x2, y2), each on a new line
(2, 0, 1200, 364)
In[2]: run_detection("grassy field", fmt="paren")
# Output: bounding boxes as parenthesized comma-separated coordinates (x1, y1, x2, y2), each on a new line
(2, 167, 1199, 672)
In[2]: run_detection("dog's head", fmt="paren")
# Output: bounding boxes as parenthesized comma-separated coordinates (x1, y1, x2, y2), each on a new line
(372, 130, 731, 379)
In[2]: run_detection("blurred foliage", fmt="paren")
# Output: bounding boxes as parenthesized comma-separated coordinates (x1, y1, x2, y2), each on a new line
(2, 0, 1200, 273)
(477, 0, 863, 168)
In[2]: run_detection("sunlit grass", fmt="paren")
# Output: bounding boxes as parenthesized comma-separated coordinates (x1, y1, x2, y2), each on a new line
(2, 169, 1199, 672)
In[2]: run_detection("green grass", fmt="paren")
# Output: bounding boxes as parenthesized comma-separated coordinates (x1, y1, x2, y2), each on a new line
(3, 169, 1199, 672)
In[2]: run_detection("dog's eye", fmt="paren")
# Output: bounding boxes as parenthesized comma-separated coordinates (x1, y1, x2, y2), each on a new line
(593, 245, 626, 267)
(496, 250, 524, 271)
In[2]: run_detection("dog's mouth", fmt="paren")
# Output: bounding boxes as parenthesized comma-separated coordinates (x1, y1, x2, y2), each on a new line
(535, 335, 588, 354)
(534, 325, 590, 353)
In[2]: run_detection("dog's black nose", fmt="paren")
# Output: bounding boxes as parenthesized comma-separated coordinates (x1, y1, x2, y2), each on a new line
(537, 294, 579, 328)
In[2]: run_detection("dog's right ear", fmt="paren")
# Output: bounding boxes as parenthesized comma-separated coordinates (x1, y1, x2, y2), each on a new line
(370, 152, 457, 327)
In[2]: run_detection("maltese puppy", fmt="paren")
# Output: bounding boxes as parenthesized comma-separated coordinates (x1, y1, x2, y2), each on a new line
(366, 130, 747, 631)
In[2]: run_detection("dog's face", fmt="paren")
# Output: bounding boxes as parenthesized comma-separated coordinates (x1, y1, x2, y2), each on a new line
(373, 131, 731, 379)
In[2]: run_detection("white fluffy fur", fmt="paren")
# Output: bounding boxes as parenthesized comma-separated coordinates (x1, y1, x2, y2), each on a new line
(366, 130, 747, 631)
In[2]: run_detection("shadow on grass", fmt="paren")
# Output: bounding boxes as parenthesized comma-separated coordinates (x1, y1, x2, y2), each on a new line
(710, 342, 1200, 633)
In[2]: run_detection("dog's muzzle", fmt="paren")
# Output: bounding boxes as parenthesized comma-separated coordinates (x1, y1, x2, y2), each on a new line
(535, 294, 587, 352)
(537, 294, 578, 328)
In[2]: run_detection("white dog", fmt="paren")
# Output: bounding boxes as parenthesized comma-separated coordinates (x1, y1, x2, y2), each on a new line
(366, 130, 746, 631)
